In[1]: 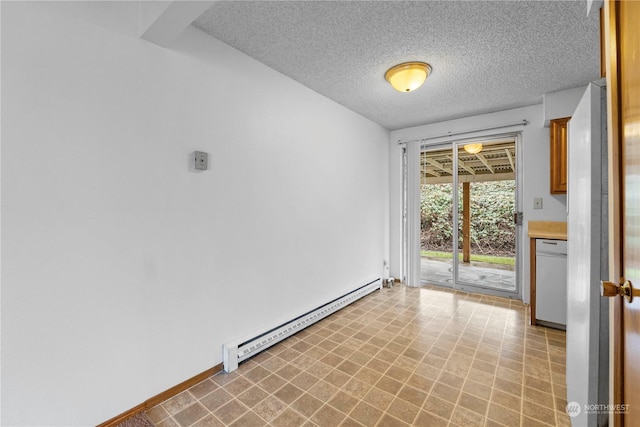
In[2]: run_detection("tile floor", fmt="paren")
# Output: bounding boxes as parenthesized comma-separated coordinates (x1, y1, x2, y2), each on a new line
(146, 285, 570, 426)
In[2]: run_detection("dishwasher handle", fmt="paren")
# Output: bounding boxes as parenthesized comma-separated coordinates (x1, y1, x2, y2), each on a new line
(536, 239, 567, 255)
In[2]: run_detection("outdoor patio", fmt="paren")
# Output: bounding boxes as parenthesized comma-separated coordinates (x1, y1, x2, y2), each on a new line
(420, 257, 516, 291)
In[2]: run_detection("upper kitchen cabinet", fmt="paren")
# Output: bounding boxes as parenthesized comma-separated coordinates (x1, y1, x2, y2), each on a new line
(550, 116, 570, 194)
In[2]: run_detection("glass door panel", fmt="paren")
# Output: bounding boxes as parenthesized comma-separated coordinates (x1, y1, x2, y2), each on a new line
(454, 141, 517, 292)
(419, 144, 454, 286)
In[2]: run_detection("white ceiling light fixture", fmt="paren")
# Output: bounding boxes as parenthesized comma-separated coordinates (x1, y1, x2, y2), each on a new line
(385, 62, 432, 92)
(463, 143, 483, 154)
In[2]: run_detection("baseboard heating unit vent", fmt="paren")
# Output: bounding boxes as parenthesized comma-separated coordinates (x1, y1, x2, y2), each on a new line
(223, 278, 381, 372)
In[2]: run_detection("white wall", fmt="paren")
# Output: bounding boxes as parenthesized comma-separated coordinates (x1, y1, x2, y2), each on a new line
(389, 104, 568, 302)
(0, 2, 389, 425)
(544, 85, 589, 126)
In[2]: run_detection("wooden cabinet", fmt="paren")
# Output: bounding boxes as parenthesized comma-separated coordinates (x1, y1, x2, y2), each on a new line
(550, 117, 570, 194)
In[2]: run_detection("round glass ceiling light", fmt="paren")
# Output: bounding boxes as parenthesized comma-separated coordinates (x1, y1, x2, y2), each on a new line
(463, 143, 483, 154)
(385, 62, 432, 92)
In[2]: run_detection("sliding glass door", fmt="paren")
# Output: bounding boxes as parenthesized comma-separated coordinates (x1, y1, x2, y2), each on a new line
(418, 136, 520, 297)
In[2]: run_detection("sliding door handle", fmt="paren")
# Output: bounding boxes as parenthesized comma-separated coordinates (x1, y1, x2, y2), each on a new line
(514, 212, 523, 225)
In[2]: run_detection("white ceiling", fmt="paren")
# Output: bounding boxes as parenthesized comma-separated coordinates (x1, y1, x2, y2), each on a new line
(192, 1, 600, 130)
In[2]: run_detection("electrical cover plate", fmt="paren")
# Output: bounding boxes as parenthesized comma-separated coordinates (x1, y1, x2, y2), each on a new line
(194, 151, 208, 170)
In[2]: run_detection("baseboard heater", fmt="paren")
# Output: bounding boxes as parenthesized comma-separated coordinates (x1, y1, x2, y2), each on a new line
(223, 278, 382, 372)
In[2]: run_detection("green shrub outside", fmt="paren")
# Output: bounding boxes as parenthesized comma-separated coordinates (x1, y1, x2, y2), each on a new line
(420, 181, 516, 257)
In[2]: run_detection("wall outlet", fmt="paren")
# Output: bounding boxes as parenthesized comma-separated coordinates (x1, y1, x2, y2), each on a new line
(534, 197, 543, 209)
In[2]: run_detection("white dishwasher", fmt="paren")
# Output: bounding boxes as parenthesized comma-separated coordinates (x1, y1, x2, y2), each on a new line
(535, 239, 567, 328)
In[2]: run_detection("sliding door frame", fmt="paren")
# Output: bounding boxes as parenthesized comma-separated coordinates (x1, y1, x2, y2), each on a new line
(404, 132, 523, 299)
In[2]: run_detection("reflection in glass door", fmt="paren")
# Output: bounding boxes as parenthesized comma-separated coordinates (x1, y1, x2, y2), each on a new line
(420, 137, 518, 296)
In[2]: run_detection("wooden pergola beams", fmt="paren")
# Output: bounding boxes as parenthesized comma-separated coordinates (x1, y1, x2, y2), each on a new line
(419, 141, 516, 185)
(474, 153, 495, 173)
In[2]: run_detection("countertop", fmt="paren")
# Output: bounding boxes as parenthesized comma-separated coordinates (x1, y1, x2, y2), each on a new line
(528, 221, 567, 240)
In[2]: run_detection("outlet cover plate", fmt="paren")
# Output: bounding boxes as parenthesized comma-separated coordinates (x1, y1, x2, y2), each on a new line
(534, 198, 543, 209)
(194, 151, 208, 171)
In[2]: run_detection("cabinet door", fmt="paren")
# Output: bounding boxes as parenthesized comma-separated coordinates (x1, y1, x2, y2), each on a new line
(550, 117, 570, 194)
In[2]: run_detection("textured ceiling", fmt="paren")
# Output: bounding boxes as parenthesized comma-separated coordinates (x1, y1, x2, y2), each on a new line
(193, 1, 600, 130)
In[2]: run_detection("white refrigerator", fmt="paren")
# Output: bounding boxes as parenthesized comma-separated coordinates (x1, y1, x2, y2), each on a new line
(566, 81, 609, 427)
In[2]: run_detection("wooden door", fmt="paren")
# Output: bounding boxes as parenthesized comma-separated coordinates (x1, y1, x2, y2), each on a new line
(606, 0, 640, 424)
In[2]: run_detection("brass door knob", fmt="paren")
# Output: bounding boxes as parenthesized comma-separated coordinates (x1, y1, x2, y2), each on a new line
(601, 279, 636, 302)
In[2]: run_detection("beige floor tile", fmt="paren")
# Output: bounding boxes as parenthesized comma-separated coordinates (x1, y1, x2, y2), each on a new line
(213, 400, 247, 425)
(491, 388, 521, 409)
(397, 384, 428, 408)
(462, 379, 492, 400)
(156, 418, 180, 427)
(377, 413, 410, 427)
(223, 376, 251, 396)
(188, 380, 219, 400)
(458, 392, 489, 415)
(522, 415, 553, 426)
(423, 394, 455, 420)
(200, 389, 233, 411)
(147, 405, 170, 424)
(414, 410, 449, 427)
(161, 392, 197, 416)
(450, 405, 485, 427)
(524, 385, 555, 409)
(438, 371, 465, 389)
(430, 381, 461, 404)
(375, 375, 404, 395)
(256, 374, 287, 393)
(339, 416, 366, 427)
(494, 377, 523, 396)
(351, 366, 381, 386)
(191, 414, 224, 427)
(273, 383, 303, 405)
(173, 402, 208, 427)
(488, 402, 521, 426)
(274, 363, 301, 381)
(145, 285, 570, 426)
(386, 398, 420, 424)
(349, 401, 383, 426)
(242, 366, 271, 384)
(308, 379, 340, 401)
(364, 358, 389, 374)
(342, 377, 370, 399)
(236, 386, 268, 408)
(523, 399, 557, 425)
(362, 387, 394, 411)
(290, 392, 323, 418)
(324, 368, 351, 386)
(228, 411, 264, 427)
(349, 350, 371, 366)
(310, 404, 346, 427)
